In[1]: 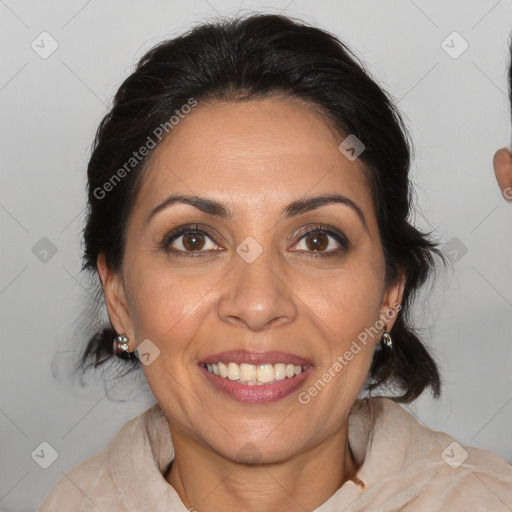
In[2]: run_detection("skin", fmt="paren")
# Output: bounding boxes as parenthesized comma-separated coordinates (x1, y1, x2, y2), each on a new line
(493, 147, 512, 202)
(97, 97, 405, 512)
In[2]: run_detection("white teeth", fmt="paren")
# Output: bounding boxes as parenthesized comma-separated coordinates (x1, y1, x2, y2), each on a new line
(240, 363, 257, 381)
(274, 363, 287, 380)
(218, 362, 228, 378)
(205, 362, 308, 383)
(227, 362, 240, 380)
(257, 364, 275, 382)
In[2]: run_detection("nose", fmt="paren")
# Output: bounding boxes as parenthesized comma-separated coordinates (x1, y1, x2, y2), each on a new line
(216, 245, 298, 331)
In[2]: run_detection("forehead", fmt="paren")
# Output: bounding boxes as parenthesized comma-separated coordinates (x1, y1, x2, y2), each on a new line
(131, 97, 376, 224)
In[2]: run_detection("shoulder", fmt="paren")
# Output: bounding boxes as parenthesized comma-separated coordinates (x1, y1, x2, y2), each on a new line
(358, 397, 512, 510)
(410, 443, 512, 511)
(37, 447, 114, 511)
(37, 405, 160, 512)
(430, 437, 512, 509)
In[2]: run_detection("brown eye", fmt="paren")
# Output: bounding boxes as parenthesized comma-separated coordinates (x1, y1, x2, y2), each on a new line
(292, 227, 348, 255)
(304, 233, 329, 252)
(162, 227, 220, 255)
(181, 232, 206, 251)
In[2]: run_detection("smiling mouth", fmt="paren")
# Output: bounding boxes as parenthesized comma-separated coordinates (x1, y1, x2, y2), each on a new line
(199, 361, 311, 385)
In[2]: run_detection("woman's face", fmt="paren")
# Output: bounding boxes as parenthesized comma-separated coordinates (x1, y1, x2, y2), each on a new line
(99, 97, 404, 463)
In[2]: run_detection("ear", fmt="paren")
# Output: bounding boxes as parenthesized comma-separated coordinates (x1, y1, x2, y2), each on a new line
(493, 147, 512, 202)
(97, 253, 135, 350)
(379, 269, 406, 334)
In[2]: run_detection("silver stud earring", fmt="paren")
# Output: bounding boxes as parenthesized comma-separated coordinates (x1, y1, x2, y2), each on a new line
(113, 333, 131, 358)
(380, 332, 393, 350)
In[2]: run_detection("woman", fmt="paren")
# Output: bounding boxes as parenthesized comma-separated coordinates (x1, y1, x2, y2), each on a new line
(39, 13, 512, 511)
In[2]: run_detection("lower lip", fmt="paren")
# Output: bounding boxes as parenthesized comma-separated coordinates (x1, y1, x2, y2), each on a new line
(199, 365, 313, 404)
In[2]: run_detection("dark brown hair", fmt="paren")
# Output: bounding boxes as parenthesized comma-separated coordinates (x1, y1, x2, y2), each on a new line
(77, 13, 446, 403)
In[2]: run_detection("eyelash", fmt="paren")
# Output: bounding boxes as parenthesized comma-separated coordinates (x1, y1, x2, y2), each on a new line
(159, 223, 349, 258)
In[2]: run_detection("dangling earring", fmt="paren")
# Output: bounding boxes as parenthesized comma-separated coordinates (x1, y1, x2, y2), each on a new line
(113, 333, 131, 359)
(380, 331, 393, 350)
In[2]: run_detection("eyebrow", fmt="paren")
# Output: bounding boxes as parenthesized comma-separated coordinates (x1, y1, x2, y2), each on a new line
(146, 193, 368, 230)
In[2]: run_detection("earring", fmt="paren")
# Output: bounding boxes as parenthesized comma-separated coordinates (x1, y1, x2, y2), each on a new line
(113, 333, 132, 359)
(380, 331, 393, 350)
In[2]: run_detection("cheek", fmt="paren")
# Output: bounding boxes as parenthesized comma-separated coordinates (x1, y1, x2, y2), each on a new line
(126, 268, 209, 403)
(125, 263, 206, 351)
(300, 263, 384, 343)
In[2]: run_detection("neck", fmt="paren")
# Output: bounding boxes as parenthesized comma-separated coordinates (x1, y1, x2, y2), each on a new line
(164, 423, 359, 512)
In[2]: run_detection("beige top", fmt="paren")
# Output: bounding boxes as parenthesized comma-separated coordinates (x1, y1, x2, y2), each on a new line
(38, 397, 512, 511)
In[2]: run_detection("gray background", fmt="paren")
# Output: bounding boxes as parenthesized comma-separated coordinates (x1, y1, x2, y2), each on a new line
(1, 0, 512, 510)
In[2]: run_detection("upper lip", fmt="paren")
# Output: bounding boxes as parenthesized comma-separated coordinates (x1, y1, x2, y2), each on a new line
(199, 350, 313, 366)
